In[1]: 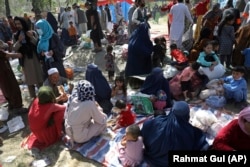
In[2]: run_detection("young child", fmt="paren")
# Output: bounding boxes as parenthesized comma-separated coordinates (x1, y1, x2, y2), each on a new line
(160, 36, 167, 65)
(152, 37, 163, 67)
(112, 100, 136, 130)
(179, 62, 201, 101)
(68, 21, 77, 45)
(118, 124, 144, 167)
(111, 76, 127, 105)
(170, 43, 188, 70)
(197, 41, 225, 80)
(104, 45, 115, 81)
(219, 66, 248, 107)
(218, 13, 235, 69)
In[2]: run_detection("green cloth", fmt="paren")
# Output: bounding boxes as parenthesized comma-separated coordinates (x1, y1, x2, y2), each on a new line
(38, 86, 56, 104)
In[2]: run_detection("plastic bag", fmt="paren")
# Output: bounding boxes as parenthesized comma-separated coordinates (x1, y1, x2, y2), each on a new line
(182, 25, 194, 51)
(205, 95, 226, 108)
(163, 65, 179, 79)
(131, 95, 154, 115)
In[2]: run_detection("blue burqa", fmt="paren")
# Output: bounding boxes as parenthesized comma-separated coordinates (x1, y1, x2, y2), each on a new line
(141, 101, 209, 167)
(125, 23, 153, 77)
(140, 67, 172, 107)
(85, 64, 112, 115)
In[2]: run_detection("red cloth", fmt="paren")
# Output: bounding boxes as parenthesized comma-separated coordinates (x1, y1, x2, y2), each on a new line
(25, 98, 66, 150)
(194, 0, 210, 16)
(212, 119, 250, 151)
(118, 104, 136, 127)
(171, 49, 188, 63)
(161, 2, 175, 12)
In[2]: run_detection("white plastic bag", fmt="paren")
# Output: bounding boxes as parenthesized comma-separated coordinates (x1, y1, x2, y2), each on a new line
(182, 25, 194, 51)
(163, 65, 179, 79)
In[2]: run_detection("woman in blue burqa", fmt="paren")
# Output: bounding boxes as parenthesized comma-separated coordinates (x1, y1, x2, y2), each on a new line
(125, 23, 153, 77)
(141, 101, 209, 167)
(85, 63, 112, 115)
(140, 67, 172, 107)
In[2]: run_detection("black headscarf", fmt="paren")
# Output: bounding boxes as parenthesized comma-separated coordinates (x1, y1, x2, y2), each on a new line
(14, 16, 36, 66)
(46, 12, 58, 33)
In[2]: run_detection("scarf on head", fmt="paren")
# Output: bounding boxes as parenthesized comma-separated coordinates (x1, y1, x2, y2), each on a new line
(38, 86, 56, 104)
(77, 80, 96, 102)
(238, 107, 250, 135)
(14, 17, 35, 66)
(35, 19, 54, 54)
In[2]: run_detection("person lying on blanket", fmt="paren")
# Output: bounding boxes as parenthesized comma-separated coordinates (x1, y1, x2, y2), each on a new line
(141, 101, 209, 167)
(64, 80, 107, 144)
(212, 106, 250, 150)
(118, 124, 144, 167)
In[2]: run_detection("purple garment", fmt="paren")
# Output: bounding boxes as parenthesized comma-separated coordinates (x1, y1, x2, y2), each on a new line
(118, 137, 144, 166)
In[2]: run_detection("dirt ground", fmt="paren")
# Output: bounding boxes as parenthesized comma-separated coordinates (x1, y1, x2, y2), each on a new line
(0, 18, 249, 167)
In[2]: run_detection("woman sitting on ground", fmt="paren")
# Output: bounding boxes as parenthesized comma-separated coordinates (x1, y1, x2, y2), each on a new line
(64, 80, 107, 144)
(140, 67, 172, 108)
(212, 106, 250, 150)
(141, 101, 209, 167)
(25, 86, 66, 150)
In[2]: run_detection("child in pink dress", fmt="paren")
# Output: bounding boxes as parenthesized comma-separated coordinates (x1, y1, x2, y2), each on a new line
(118, 124, 144, 167)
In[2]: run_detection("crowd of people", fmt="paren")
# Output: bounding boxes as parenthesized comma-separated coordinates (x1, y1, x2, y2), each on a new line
(0, 0, 250, 166)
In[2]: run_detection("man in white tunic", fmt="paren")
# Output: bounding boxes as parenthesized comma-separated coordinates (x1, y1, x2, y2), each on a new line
(169, 0, 193, 49)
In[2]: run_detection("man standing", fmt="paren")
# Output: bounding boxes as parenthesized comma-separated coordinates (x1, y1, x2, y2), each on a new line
(73, 3, 87, 36)
(99, 5, 107, 32)
(169, 0, 193, 49)
(132, 0, 150, 31)
(105, 4, 112, 33)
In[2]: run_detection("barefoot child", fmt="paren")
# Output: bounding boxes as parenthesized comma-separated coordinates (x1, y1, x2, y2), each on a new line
(104, 45, 115, 81)
(118, 124, 144, 166)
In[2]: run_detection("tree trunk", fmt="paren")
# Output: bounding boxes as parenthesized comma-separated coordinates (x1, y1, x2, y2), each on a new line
(31, 0, 42, 21)
(5, 0, 11, 17)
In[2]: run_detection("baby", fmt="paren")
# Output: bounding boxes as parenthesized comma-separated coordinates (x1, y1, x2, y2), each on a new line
(118, 124, 144, 167)
(111, 100, 136, 130)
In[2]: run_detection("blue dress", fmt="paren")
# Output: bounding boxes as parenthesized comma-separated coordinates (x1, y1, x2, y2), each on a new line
(125, 23, 153, 77)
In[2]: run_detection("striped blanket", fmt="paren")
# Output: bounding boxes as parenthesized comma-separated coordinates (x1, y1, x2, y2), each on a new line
(69, 115, 152, 167)
(65, 105, 236, 166)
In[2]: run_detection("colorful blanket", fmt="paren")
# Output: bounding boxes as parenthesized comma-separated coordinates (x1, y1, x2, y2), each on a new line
(64, 105, 236, 166)
(70, 115, 152, 167)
